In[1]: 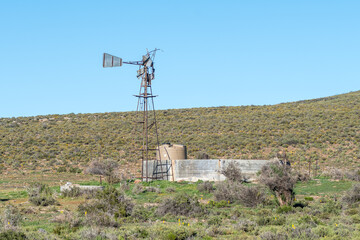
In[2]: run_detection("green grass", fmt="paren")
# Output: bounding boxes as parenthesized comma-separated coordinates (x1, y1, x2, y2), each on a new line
(0, 190, 27, 200)
(294, 178, 353, 196)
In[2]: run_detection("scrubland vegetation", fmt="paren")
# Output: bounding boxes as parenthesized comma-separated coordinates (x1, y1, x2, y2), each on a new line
(0, 165, 360, 239)
(0, 91, 360, 238)
(0, 91, 360, 176)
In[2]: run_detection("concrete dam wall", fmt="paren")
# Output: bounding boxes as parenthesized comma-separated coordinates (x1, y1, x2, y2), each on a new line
(144, 159, 268, 182)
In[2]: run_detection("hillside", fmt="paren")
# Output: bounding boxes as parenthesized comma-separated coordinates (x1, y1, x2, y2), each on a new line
(1, 91, 359, 174)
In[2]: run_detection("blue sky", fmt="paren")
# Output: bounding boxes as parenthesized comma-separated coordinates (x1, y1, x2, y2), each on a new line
(1, 0, 359, 118)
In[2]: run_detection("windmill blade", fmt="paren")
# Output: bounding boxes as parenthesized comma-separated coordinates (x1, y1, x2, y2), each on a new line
(103, 53, 122, 68)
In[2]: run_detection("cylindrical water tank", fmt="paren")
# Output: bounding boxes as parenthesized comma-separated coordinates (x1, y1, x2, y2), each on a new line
(157, 143, 187, 160)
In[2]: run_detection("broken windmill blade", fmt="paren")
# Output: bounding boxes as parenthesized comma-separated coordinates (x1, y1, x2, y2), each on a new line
(102, 49, 168, 182)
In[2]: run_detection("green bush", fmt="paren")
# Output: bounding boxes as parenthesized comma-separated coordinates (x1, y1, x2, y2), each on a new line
(156, 193, 204, 217)
(27, 183, 58, 206)
(276, 205, 293, 214)
(56, 167, 67, 173)
(0, 230, 27, 240)
(342, 183, 360, 206)
(78, 186, 134, 227)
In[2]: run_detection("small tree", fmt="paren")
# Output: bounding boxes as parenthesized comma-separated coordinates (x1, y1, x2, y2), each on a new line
(85, 159, 119, 184)
(259, 161, 297, 206)
(220, 161, 248, 183)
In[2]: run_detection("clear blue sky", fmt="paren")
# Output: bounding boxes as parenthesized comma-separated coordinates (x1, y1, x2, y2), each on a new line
(1, 0, 359, 118)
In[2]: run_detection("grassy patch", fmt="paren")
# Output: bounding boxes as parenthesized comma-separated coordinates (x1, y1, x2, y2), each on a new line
(294, 178, 353, 196)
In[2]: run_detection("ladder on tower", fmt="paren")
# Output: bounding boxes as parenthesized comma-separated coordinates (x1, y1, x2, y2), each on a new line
(152, 160, 172, 180)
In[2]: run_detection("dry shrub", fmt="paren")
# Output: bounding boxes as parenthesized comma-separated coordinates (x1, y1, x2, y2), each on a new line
(132, 184, 145, 195)
(214, 181, 266, 207)
(61, 187, 101, 198)
(78, 186, 134, 227)
(1, 205, 22, 230)
(345, 170, 360, 181)
(165, 187, 176, 193)
(342, 184, 360, 206)
(260, 231, 288, 240)
(296, 171, 310, 182)
(220, 161, 248, 183)
(52, 210, 81, 228)
(322, 168, 344, 180)
(237, 219, 257, 232)
(259, 162, 297, 206)
(27, 183, 58, 206)
(197, 181, 215, 193)
(145, 186, 160, 193)
(85, 159, 119, 184)
(156, 193, 203, 217)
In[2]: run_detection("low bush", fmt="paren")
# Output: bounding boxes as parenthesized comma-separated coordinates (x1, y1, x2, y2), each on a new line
(214, 181, 266, 207)
(156, 193, 204, 217)
(69, 167, 82, 174)
(237, 219, 256, 232)
(132, 184, 145, 195)
(322, 169, 344, 180)
(276, 205, 293, 214)
(130, 205, 153, 222)
(145, 186, 160, 193)
(0, 230, 27, 240)
(260, 231, 288, 240)
(165, 187, 176, 193)
(78, 186, 134, 227)
(345, 170, 360, 181)
(197, 181, 215, 193)
(304, 196, 314, 201)
(27, 183, 58, 206)
(1, 205, 22, 230)
(297, 172, 310, 182)
(342, 183, 360, 206)
(61, 187, 82, 198)
(220, 161, 248, 183)
(56, 167, 67, 173)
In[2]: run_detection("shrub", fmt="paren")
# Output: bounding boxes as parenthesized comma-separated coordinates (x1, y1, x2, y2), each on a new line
(132, 184, 145, 195)
(0, 230, 27, 240)
(342, 183, 360, 206)
(322, 199, 341, 214)
(27, 183, 58, 206)
(345, 170, 360, 181)
(145, 186, 160, 193)
(297, 171, 310, 182)
(220, 161, 248, 183)
(322, 168, 344, 180)
(69, 167, 82, 174)
(78, 186, 134, 227)
(61, 187, 82, 198)
(304, 197, 314, 201)
(130, 205, 153, 222)
(197, 181, 214, 193)
(85, 159, 119, 184)
(214, 181, 266, 207)
(276, 205, 293, 214)
(259, 161, 297, 206)
(1, 205, 22, 230)
(156, 193, 204, 217)
(237, 219, 256, 232)
(56, 166, 67, 173)
(165, 187, 176, 193)
(260, 231, 288, 240)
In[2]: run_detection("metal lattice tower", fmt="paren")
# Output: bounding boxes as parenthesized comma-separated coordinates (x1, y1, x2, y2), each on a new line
(103, 49, 169, 181)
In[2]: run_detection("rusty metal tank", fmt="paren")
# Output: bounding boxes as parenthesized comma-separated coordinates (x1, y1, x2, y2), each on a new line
(157, 143, 187, 160)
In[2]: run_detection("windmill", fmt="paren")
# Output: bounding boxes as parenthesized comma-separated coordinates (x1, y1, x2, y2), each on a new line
(103, 49, 169, 181)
